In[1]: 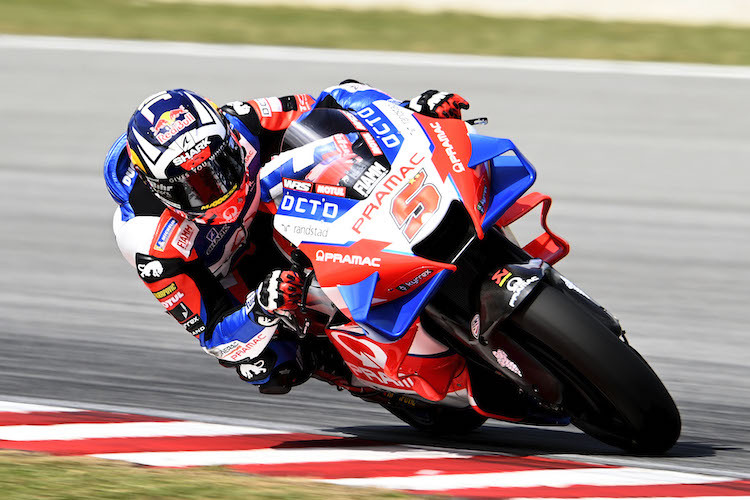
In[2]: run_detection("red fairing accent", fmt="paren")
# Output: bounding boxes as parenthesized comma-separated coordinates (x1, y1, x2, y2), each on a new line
(327, 325, 417, 393)
(326, 321, 466, 402)
(414, 115, 486, 238)
(298, 239, 455, 303)
(496, 192, 570, 265)
(247, 94, 315, 131)
(399, 351, 468, 402)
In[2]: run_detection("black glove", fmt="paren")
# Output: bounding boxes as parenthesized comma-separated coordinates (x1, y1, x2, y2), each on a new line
(404, 90, 470, 119)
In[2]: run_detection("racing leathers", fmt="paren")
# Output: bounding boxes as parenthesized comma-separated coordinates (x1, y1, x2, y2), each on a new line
(104, 82, 400, 392)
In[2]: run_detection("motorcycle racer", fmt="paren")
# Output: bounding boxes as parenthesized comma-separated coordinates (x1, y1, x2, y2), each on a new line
(104, 82, 469, 394)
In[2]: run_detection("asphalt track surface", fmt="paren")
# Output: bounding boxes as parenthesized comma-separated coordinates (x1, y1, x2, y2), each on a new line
(1, 36, 748, 478)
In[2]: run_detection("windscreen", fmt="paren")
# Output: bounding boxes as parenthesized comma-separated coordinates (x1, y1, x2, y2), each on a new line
(281, 109, 391, 200)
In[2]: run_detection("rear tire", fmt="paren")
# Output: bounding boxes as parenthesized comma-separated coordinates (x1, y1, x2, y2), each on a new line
(509, 282, 681, 453)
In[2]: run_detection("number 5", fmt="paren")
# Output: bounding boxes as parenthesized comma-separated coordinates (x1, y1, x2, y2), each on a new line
(391, 169, 440, 241)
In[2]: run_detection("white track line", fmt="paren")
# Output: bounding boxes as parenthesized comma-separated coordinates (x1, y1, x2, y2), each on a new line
(0, 401, 81, 413)
(2, 35, 750, 79)
(0, 421, 285, 441)
(324, 467, 735, 491)
(91, 447, 465, 467)
(0, 395, 317, 434)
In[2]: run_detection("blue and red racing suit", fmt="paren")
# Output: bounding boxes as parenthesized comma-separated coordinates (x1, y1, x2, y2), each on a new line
(104, 82, 397, 389)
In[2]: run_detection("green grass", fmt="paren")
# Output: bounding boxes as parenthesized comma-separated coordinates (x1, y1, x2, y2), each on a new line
(0, 450, 432, 500)
(1, 0, 750, 65)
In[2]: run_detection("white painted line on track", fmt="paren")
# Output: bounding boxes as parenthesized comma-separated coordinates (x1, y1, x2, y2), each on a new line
(550, 453, 750, 483)
(0, 401, 81, 413)
(324, 467, 736, 491)
(0, 421, 286, 441)
(0, 394, 319, 434)
(90, 447, 465, 467)
(2, 34, 750, 80)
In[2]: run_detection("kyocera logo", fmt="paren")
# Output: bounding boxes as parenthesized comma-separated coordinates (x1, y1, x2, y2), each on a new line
(315, 250, 381, 267)
(280, 193, 340, 221)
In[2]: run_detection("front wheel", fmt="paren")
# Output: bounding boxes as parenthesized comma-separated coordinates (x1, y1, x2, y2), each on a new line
(508, 282, 681, 453)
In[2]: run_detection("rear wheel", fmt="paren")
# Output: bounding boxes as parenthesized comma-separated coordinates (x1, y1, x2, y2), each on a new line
(508, 282, 681, 453)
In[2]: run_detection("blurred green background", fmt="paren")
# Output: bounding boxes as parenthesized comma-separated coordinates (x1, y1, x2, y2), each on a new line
(1, 0, 750, 64)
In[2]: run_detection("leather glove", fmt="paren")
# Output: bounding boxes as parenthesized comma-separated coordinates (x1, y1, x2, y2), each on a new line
(404, 90, 470, 119)
(256, 269, 304, 315)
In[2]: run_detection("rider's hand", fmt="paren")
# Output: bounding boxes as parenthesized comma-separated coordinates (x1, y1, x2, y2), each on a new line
(256, 269, 304, 315)
(404, 90, 470, 119)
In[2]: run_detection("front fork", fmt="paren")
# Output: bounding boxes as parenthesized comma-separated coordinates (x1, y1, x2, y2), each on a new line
(422, 222, 621, 422)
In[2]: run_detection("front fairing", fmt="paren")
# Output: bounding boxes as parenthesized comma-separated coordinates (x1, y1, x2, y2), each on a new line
(264, 102, 536, 341)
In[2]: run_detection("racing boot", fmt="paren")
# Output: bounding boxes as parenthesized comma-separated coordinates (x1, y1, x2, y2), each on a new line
(230, 340, 316, 395)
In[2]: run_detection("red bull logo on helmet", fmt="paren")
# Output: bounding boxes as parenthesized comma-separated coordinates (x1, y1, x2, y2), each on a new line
(150, 106, 196, 145)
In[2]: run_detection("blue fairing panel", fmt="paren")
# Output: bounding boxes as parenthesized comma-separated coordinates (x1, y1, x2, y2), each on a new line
(339, 269, 453, 342)
(338, 272, 379, 322)
(471, 135, 536, 233)
(318, 85, 395, 113)
(467, 134, 515, 168)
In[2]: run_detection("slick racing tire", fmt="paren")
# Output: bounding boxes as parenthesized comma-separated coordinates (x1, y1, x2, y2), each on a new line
(508, 282, 681, 454)
(381, 402, 488, 435)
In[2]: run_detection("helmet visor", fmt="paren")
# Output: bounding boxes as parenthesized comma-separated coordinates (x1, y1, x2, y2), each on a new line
(150, 136, 245, 213)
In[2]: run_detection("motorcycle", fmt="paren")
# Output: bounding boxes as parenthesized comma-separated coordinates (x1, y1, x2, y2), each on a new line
(258, 101, 681, 454)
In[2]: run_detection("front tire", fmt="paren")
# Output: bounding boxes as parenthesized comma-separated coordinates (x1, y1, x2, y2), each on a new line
(508, 282, 681, 453)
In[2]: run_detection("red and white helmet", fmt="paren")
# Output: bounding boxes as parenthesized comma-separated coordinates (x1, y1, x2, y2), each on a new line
(126, 89, 252, 225)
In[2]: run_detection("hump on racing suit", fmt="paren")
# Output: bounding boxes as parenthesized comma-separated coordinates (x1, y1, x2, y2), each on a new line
(103, 81, 396, 388)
